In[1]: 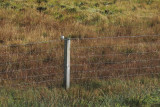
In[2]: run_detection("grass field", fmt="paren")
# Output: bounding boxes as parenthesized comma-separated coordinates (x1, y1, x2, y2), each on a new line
(0, 0, 160, 106)
(1, 77, 160, 106)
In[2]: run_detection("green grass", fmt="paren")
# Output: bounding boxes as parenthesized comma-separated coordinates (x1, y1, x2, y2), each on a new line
(0, 76, 160, 106)
(0, 0, 160, 106)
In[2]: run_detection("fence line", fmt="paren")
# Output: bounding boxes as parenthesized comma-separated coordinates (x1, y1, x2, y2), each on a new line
(71, 72, 160, 80)
(0, 34, 159, 48)
(71, 58, 160, 66)
(0, 39, 60, 48)
(0, 78, 63, 88)
(72, 42, 160, 49)
(72, 65, 160, 73)
(0, 57, 62, 66)
(72, 51, 159, 59)
(69, 34, 160, 40)
(0, 48, 58, 56)
(0, 72, 62, 81)
(0, 65, 61, 74)
(0, 34, 160, 89)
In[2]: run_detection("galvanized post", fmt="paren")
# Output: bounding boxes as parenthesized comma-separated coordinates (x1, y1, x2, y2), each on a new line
(64, 38, 71, 89)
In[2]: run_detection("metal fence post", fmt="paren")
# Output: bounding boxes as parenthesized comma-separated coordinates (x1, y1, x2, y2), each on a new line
(64, 38, 71, 89)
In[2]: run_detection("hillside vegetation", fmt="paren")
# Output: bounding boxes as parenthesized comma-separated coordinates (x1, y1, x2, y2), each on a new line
(0, 0, 160, 44)
(0, 0, 160, 106)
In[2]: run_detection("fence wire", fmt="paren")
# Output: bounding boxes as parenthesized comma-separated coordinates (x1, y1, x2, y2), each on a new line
(0, 39, 64, 88)
(0, 34, 160, 88)
(71, 72, 160, 80)
(69, 34, 160, 40)
(70, 34, 160, 83)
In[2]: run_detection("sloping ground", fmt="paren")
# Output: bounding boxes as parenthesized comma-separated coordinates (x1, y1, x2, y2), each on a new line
(0, 0, 160, 44)
(0, 0, 160, 106)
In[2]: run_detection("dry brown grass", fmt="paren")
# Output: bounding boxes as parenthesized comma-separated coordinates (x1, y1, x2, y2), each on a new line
(0, 0, 160, 87)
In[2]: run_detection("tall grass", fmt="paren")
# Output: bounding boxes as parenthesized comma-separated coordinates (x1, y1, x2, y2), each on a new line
(0, 0, 160, 106)
(1, 76, 160, 106)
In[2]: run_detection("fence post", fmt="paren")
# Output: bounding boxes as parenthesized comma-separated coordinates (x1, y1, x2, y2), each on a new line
(64, 38, 71, 89)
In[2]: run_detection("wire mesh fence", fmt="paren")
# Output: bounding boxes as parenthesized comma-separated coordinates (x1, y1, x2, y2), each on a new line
(70, 34, 160, 84)
(0, 34, 160, 89)
(0, 40, 64, 88)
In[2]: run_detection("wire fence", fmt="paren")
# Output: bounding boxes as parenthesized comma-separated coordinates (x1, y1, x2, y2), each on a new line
(0, 34, 160, 89)
(0, 39, 64, 88)
(69, 34, 160, 87)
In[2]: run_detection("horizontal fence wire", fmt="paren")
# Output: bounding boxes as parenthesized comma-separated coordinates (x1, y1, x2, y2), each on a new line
(0, 39, 64, 88)
(0, 48, 57, 56)
(72, 65, 160, 73)
(0, 65, 61, 74)
(18, 78, 63, 85)
(69, 34, 160, 40)
(72, 42, 160, 49)
(0, 34, 160, 88)
(0, 34, 158, 47)
(71, 72, 160, 80)
(71, 59, 160, 66)
(0, 78, 63, 88)
(0, 72, 63, 81)
(0, 57, 62, 66)
(0, 39, 60, 48)
(71, 34, 160, 83)
(72, 50, 159, 58)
